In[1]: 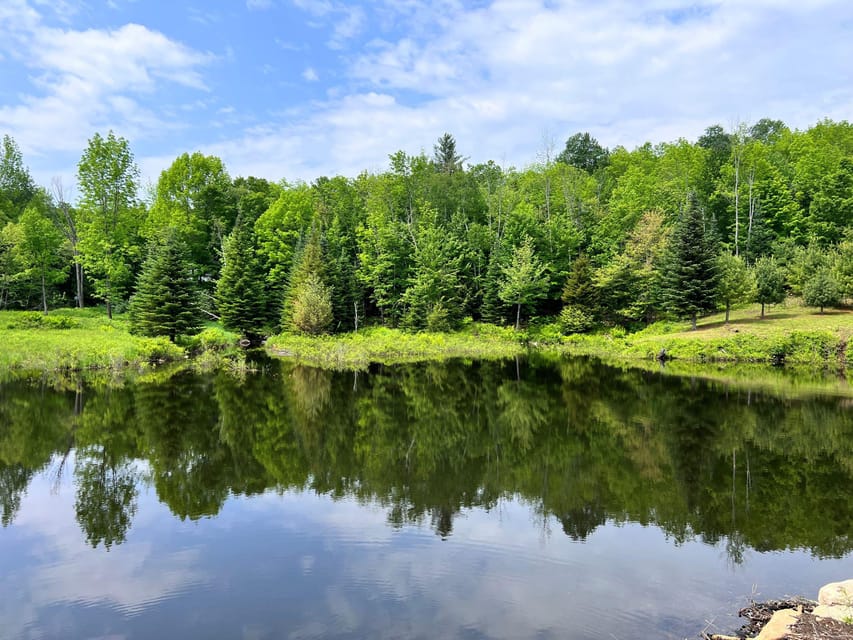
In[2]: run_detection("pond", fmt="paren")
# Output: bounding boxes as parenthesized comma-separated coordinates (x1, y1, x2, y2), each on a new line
(1, 356, 851, 639)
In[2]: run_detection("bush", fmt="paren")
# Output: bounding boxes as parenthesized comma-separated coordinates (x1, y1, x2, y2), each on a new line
(131, 337, 185, 363)
(425, 303, 453, 332)
(184, 327, 240, 353)
(559, 306, 595, 334)
(4, 311, 78, 330)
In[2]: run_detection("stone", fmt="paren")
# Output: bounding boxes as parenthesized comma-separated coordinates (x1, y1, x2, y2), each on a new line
(755, 608, 800, 640)
(812, 604, 853, 623)
(819, 579, 853, 606)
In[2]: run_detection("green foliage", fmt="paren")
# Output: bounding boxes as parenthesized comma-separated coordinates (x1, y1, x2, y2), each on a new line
(3, 310, 78, 329)
(557, 132, 609, 173)
(215, 219, 267, 338)
(76, 131, 141, 318)
(803, 270, 841, 312)
(183, 326, 240, 354)
(146, 152, 234, 278)
(292, 273, 333, 335)
(716, 253, 754, 321)
(559, 305, 595, 334)
(753, 256, 786, 316)
(661, 199, 718, 328)
(128, 229, 202, 341)
(499, 236, 549, 330)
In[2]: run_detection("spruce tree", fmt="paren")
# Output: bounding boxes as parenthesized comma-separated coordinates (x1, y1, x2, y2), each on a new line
(215, 218, 267, 339)
(662, 197, 719, 330)
(128, 228, 202, 341)
(281, 227, 328, 331)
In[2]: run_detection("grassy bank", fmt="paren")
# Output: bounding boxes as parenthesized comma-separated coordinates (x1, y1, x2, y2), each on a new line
(266, 323, 525, 369)
(0, 308, 242, 371)
(561, 300, 852, 366)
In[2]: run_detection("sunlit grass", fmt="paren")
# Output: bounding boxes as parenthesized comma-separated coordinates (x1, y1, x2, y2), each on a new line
(267, 323, 525, 369)
(564, 299, 853, 366)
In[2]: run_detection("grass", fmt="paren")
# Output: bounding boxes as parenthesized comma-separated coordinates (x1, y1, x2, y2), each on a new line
(561, 299, 852, 366)
(266, 323, 525, 369)
(0, 308, 241, 371)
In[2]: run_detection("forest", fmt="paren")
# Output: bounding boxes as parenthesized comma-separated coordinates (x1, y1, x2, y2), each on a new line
(0, 118, 851, 342)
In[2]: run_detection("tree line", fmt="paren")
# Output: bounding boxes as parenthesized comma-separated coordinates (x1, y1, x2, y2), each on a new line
(0, 118, 851, 340)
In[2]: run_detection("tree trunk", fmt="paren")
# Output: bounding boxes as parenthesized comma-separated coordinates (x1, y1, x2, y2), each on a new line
(75, 258, 84, 308)
(691, 311, 697, 331)
(725, 301, 730, 324)
(515, 302, 521, 331)
(41, 272, 47, 314)
(761, 302, 765, 318)
(106, 275, 112, 320)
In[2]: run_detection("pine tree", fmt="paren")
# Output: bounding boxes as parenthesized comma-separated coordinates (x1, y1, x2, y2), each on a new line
(128, 229, 202, 341)
(215, 218, 267, 339)
(662, 197, 718, 329)
(281, 227, 328, 331)
(292, 273, 333, 335)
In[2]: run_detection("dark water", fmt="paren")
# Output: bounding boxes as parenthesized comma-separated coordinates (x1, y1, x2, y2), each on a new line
(1, 356, 852, 640)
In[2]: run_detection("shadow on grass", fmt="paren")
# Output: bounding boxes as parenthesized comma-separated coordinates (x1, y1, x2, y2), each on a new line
(695, 313, 800, 331)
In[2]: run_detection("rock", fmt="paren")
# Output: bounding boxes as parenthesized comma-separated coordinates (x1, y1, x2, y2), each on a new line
(812, 603, 853, 623)
(755, 608, 800, 640)
(819, 579, 853, 606)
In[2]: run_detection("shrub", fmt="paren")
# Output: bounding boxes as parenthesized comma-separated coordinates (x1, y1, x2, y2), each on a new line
(559, 306, 595, 334)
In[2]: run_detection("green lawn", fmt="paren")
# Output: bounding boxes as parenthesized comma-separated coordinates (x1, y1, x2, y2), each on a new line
(563, 299, 853, 366)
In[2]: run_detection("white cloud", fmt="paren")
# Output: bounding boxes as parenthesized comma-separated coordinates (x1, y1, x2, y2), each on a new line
(246, 0, 273, 9)
(302, 66, 319, 82)
(187, 0, 853, 182)
(0, 1, 213, 163)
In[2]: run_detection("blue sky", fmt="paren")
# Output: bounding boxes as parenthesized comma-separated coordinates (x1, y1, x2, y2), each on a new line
(1, 0, 852, 190)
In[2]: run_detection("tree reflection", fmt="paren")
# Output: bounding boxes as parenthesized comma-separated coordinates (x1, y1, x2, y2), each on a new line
(1, 357, 852, 561)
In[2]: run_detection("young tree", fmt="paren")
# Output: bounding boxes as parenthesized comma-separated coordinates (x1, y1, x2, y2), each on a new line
(215, 218, 267, 339)
(128, 229, 202, 341)
(76, 131, 141, 319)
(661, 199, 718, 330)
(291, 273, 333, 335)
(802, 269, 840, 314)
(18, 204, 66, 313)
(753, 256, 785, 318)
(433, 133, 464, 174)
(716, 253, 754, 323)
(281, 227, 327, 331)
(50, 178, 84, 307)
(499, 236, 549, 330)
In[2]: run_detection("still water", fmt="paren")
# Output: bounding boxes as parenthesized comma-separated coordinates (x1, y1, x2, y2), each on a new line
(1, 356, 851, 640)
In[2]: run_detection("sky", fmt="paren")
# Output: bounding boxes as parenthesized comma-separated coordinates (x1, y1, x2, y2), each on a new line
(1, 0, 852, 191)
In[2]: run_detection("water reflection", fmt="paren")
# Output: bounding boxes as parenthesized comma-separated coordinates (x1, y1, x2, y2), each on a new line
(1, 356, 851, 559)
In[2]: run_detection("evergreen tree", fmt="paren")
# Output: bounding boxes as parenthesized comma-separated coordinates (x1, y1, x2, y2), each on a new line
(661, 198, 719, 329)
(215, 218, 267, 339)
(292, 273, 333, 335)
(803, 269, 840, 313)
(433, 133, 464, 174)
(282, 227, 328, 331)
(499, 236, 549, 330)
(561, 254, 596, 310)
(753, 256, 785, 318)
(128, 229, 202, 341)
